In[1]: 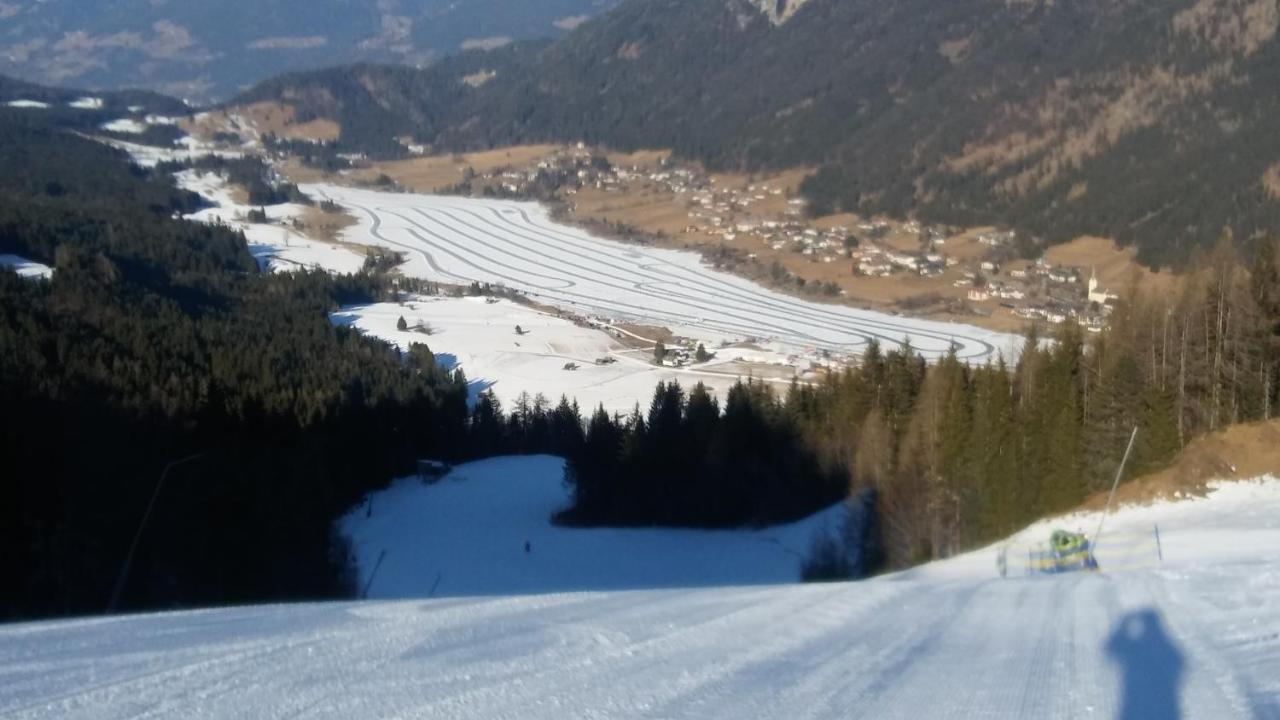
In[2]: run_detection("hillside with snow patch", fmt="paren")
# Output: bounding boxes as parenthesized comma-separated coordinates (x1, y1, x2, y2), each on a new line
(3, 468, 1278, 719)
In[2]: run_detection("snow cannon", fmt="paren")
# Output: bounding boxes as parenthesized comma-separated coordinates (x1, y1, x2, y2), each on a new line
(1029, 530, 1099, 574)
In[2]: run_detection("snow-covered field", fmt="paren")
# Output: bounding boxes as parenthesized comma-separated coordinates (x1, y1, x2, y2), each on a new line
(104, 137, 244, 168)
(69, 97, 103, 110)
(307, 185, 1022, 363)
(177, 171, 366, 275)
(2, 470, 1277, 719)
(0, 254, 53, 280)
(333, 296, 791, 413)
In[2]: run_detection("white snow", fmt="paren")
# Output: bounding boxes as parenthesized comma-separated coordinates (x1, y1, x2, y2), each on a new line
(68, 96, 103, 110)
(177, 171, 366, 275)
(331, 296, 782, 414)
(0, 254, 53, 280)
(99, 118, 146, 134)
(305, 184, 1023, 363)
(339, 455, 844, 599)
(100, 116, 182, 135)
(103, 137, 243, 168)
(2, 473, 1277, 718)
(5, 100, 50, 109)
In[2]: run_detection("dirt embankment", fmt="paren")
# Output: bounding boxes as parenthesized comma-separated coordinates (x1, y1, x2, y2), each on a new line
(1083, 419, 1280, 510)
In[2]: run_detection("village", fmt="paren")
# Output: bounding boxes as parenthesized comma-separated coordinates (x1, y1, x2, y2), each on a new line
(432, 144, 1121, 334)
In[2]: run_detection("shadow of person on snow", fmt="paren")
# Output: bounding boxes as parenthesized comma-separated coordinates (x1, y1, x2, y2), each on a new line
(1106, 609, 1185, 720)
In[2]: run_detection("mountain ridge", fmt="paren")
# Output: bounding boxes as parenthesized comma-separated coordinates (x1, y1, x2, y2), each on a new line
(233, 0, 1280, 267)
(0, 0, 617, 103)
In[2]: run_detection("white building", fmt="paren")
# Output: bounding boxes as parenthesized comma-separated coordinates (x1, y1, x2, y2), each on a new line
(1087, 268, 1118, 305)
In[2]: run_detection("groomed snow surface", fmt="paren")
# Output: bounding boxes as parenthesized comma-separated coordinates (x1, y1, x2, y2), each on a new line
(3, 462, 1277, 719)
(306, 185, 1022, 363)
(339, 456, 844, 599)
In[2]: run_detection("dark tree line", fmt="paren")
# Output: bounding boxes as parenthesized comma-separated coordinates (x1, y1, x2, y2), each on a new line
(159, 155, 311, 207)
(544, 232, 1280, 572)
(457, 380, 845, 529)
(0, 117, 469, 620)
(784, 232, 1280, 569)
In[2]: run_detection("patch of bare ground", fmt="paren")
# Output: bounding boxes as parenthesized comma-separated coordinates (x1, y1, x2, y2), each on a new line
(613, 324, 674, 348)
(1264, 161, 1280, 199)
(279, 158, 334, 185)
(240, 102, 340, 142)
(357, 145, 562, 192)
(1080, 419, 1280, 510)
(297, 204, 358, 243)
(607, 149, 672, 167)
(1043, 235, 1174, 294)
(191, 102, 340, 144)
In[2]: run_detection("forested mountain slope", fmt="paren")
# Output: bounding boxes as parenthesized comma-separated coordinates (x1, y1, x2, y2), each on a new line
(0, 109, 472, 619)
(238, 0, 1280, 267)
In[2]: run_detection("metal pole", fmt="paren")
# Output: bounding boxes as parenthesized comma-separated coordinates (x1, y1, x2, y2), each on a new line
(1091, 427, 1139, 564)
(361, 550, 388, 599)
(107, 452, 205, 613)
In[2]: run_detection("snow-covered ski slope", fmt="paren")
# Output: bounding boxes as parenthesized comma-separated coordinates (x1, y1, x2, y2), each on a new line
(338, 456, 845, 598)
(307, 185, 1021, 362)
(3, 462, 1278, 720)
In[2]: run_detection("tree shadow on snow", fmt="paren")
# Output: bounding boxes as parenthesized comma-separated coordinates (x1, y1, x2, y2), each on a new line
(1105, 609, 1185, 720)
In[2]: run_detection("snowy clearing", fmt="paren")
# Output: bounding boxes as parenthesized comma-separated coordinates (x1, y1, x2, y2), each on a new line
(306, 184, 1022, 363)
(0, 254, 53, 280)
(2, 474, 1277, 718)
(68, 97, 103, 110)
(176, 171, 366, 275)
(99, 118, 147, 134)
(338, 455, 844, 599)
(104, 137, 243, 168)
(5, 100, 50, 109)
(332, 296, 789, 413)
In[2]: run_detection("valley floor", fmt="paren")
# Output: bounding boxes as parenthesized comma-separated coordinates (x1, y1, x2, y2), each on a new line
(2, 470, 1277, 719)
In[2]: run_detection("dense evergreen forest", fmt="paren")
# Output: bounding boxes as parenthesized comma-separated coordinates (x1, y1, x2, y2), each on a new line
(0, 114, 470, 620)
(235, 0, 1280, 267)
(0, 108, 845, 621)
(555, 232, 1280, 570)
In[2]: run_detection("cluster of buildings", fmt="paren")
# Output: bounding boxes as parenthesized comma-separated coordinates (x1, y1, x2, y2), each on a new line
(455, 146, 1122, 330)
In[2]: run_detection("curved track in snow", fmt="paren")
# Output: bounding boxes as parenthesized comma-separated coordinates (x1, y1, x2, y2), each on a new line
(308, 185, 1020, 362)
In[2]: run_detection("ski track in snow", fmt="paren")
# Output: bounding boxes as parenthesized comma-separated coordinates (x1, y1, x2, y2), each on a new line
(305, 185, 1021, 362)
(3, 467, 1278, 719)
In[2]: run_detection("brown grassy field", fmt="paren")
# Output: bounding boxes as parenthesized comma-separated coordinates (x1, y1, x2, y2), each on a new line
(358, 145, 563, 193)
(297, 205, 359, 243)
(185, 102, 340, 143)
(1043, 235, 1174, 295)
